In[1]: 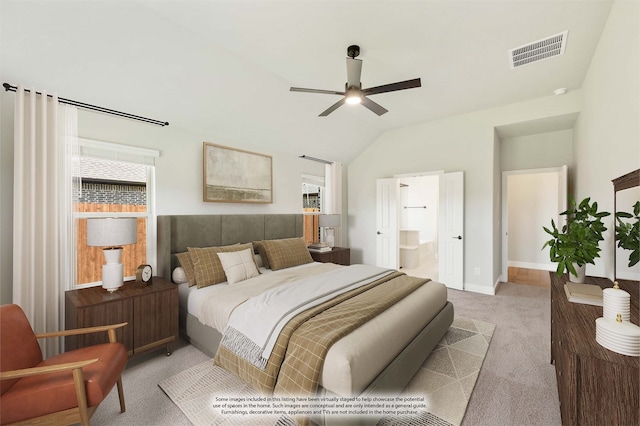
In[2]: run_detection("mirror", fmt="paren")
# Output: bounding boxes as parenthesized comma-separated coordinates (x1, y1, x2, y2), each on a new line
(613, 169, 640, 281)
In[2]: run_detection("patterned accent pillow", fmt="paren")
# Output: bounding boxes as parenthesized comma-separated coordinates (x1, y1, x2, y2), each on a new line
(175, 252, 197, 287)
(188, 243, 254, 288)
(261, 237, 314, 271)
(217, 248, 261, 285)
(252, 240, 271, 269)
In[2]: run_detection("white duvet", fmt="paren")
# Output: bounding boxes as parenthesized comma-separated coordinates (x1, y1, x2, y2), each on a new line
(197, 262, 340, 331)
(221, 264, 395, 368)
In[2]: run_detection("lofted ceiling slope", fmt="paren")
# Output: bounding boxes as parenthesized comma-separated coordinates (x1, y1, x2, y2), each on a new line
(0, 0, 613, 164)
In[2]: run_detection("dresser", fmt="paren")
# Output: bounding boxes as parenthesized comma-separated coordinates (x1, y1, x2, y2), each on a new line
(65, 277, 178, 357)
(309, 246, 350, 266)
(550, 273, 639, 425)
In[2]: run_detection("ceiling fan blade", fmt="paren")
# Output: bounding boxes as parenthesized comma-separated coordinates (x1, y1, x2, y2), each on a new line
(290, 87, 345, 96)
(362, 78, 421, 96)
(346, 58, 363, 88)
(319, 99, 346, 117)
(361, 96, 388, 116)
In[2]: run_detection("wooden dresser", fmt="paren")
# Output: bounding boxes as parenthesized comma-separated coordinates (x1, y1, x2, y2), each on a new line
(65, 277, 178, 357)
(550, 273, 639, 425)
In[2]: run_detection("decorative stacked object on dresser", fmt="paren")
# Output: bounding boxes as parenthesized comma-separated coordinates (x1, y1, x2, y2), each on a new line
(595, 281, 640, 357)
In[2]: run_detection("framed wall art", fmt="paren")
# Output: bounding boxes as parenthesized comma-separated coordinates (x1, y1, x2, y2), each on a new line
(203, 142, 273, 203)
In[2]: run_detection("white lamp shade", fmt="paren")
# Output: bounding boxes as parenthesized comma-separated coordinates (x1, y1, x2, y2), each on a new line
(87, 218, 137, 247)
(319, 214, 341, 228)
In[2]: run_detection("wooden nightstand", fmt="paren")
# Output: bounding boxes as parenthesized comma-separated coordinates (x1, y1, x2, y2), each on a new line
(309, 247, 350, 266)
(65, 277, 178, 357)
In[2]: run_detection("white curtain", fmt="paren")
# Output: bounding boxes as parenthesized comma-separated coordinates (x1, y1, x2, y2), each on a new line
(13, 85, 78, 357)
(324, 161, 343, 246)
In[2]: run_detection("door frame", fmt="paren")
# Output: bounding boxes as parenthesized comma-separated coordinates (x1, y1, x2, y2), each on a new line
(501, 166, 568, 281)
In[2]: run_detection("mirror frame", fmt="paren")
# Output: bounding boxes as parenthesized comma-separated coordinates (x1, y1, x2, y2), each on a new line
(612, 168, 640, 280)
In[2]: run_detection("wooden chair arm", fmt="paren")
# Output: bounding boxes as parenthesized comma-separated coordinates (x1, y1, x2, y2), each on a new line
(0, 358, 99, 381)
(36, 322, 128, 343)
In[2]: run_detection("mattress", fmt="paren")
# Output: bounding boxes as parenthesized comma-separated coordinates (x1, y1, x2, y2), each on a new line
(177, 263, 447, 396)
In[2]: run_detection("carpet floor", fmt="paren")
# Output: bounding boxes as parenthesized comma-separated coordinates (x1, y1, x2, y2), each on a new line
(158, 316, 495, 426)
(91, 281, 560, 426)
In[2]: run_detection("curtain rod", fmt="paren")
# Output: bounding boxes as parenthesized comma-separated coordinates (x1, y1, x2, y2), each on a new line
(299, 154, 333, 165)
(3, 83, 169, 127)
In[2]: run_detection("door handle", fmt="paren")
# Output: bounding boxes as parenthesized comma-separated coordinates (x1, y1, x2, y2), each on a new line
(452, 235, 462, 240)
(377, 231, 382, 235)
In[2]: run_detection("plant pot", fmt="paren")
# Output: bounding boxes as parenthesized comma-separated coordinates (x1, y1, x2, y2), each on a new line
(569, 264, 586, 283)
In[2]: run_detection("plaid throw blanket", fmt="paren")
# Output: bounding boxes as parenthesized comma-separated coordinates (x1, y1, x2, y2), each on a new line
(214, 271, 428, 407)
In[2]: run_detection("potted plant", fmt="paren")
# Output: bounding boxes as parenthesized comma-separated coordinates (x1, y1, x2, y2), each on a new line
(542, 197, 610, 282)
(615, 201, 639, 267)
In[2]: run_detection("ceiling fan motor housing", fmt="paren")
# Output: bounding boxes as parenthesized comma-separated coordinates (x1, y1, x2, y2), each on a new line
(347, 45, 360, 59)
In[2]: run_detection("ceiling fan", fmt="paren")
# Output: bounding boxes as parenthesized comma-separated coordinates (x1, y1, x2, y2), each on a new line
(290, 45, 421, 117)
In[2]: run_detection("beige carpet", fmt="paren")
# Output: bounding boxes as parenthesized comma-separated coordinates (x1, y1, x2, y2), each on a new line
(159, 317, 495, 426)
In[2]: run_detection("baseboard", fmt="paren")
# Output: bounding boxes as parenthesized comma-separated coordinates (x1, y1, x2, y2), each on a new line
(464, 282, 495, 295)
(508, 261, 555, 271)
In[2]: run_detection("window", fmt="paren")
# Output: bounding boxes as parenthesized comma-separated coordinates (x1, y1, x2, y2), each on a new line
(302, 174, 324, 245)
(74, 139, 159, 287)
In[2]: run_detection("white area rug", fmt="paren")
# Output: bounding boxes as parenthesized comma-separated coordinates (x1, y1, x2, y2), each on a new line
(159, 317, 495, 426)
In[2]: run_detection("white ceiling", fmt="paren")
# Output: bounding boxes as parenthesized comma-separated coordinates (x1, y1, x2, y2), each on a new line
(0, 0, 613, 164)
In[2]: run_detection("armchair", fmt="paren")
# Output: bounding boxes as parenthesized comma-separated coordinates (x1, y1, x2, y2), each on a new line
(0, 304, 128, 425)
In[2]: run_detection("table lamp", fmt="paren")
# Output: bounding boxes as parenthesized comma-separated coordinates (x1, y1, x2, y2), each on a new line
(87, 218, 137, 292)
(319, 214, 341, 248)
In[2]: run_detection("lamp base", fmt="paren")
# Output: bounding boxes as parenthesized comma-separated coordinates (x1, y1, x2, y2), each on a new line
(102, 248, 124, 292)
(324, 228, 336, 248)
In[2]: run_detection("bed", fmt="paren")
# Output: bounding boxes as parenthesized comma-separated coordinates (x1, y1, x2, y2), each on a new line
(157, 214, 454, 425)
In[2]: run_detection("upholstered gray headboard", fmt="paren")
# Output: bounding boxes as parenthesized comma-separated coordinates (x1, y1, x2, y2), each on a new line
(157, 214, 303, 281)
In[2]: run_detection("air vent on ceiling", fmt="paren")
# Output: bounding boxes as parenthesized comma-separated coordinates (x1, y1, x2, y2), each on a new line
(509, 30, 568, 69)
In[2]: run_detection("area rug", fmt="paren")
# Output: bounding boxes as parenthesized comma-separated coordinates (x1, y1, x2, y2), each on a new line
(159, 316, 495, 426)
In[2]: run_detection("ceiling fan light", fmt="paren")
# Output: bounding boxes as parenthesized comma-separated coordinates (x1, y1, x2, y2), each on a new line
(345, 89, 362, 105)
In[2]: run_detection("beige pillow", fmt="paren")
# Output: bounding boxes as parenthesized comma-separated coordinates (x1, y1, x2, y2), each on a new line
(175, 252, 197, 287)
(217, 248, 261, 285)
(261, 237, 314, 271)
(172, 267, 188, 284)
(188, 243, 254, 288)
(253, 240, 270, 269)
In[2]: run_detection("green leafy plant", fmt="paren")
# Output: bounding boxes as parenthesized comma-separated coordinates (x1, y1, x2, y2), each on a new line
(542, 197, 611, 277)
(615, 200, 640, 267)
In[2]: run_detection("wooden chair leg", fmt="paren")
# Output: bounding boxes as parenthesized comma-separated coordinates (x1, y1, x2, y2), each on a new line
(117, 377, 126, 413)
(72, 368, 90, 426)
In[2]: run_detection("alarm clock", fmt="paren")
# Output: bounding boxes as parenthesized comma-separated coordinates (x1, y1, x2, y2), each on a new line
(136, 264, 153, 285)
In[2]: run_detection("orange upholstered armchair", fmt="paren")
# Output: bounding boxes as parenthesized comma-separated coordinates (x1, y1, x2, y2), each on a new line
(0, 304, 128, 425)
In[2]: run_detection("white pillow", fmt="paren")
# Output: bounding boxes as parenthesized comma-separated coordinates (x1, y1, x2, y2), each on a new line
(172, 267, 188, 284)
(217, 248, 260, 285)
(253, 253, 264, 268)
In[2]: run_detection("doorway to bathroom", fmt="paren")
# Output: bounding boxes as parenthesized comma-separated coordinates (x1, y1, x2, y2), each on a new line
(397, 174, 440, 281)
(376, 171, 463, 288)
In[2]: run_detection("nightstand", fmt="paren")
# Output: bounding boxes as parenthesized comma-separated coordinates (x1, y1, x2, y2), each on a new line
(309, 246, 350, 266)
(65, 277, 178, 357)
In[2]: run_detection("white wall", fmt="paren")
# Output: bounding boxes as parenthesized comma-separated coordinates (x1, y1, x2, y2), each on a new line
(0, 104, 327, 303)
(501, 129, 573, 172)
(573, 0, 639, 280)
(77, 111, 326, 216)
(507, 172, 558, 270)
(349, 0, 639, 291)
(348, 91, 583, 293)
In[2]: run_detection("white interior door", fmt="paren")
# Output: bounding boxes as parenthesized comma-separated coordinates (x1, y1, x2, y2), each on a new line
(438, 172, 464, 289)
(376, 178, 399, 269)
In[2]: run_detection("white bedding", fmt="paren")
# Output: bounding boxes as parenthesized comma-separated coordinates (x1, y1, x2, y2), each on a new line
(222, 264, 396, 367)
(177, 262, 448, 396)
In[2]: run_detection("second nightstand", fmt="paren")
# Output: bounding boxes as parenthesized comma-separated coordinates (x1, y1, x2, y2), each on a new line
(309, 246, 350, 266)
